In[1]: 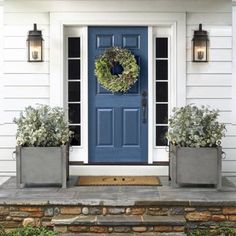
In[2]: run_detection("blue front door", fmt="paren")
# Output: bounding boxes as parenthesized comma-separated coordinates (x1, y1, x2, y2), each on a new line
(88, 26, 148, 164)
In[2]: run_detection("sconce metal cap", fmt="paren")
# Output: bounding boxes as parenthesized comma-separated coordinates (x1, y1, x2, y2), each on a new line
(193, 24, 209, 40)
(27, 23, 43, 39)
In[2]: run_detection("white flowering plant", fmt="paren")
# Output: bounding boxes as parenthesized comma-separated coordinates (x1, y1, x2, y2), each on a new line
(14, 105, 73, 147)
(167, 105, 226, 147)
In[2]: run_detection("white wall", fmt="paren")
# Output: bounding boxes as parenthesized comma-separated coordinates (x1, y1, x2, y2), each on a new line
(186, 12, 235, 175)
(0, 9, 50, 175)
(0, 0, 234, 176)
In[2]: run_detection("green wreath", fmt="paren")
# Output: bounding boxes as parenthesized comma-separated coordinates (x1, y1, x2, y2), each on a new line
(94, 47, 139, 93)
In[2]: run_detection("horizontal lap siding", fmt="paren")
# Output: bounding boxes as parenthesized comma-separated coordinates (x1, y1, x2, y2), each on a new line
(0, 0, 234, 176)
(186, 12, 235, 175)
(0, 11, 50, 175)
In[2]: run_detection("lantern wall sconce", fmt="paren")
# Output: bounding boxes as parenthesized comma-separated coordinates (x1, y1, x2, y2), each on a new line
(27, 23, 43, 62)
(192, 24, 209, 62)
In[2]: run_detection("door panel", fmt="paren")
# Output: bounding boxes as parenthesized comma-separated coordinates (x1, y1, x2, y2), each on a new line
(88, 26, 148, 164)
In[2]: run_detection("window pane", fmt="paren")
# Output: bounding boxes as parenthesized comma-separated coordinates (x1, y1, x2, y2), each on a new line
(156, 38, 168, 58)
(156, 82, 168, 102)
(69, 104, 80, 124)
(156, 126, 168, 146)
(156, 60, 168, 81)
(68, 82, 80, 102)
(68, 37, 80, 58)
(156, 104, 168, 124)
(70, 125, 81, 146)
(68, 60, 80, 80)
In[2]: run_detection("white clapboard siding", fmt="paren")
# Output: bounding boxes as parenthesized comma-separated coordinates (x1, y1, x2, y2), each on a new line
(187, 86, 231, 99)
(3, 111, 20, 123)
(3, 98, 49, 111)
(0, 148, 15, 161)
(4, 36, 49, 49)
(4, 48, 49, 62)
(0, 124, 17, 135)
(0, 160, 16, 172)
(0, 177, 10, 184)
(187, 98, 232, 111)
(4, 25, 49, 37)
(187, 26, 232, 37)
(222, 161, 236, 173)
(218, 111, 232, 123)
(4, 0, 231, 13)
(187, 49, 232, 62)
(4, 86, 49, 99)
(4, 13, 49, 25)
(223, 149, 236, 161)
(0, 172, 15, 177)
(0, 0, 235, 176)
(187, 37, 232, 49)
(187, 13, 231, 25)
(0, 136, 16, 148)
(225, 124, 236, 136)
(4, 62, 49, 74)
(221, 136, 236, 148)
(4, 74, 49, 86)
(187, 74, 232, 86)
(187, 62, 232, 74)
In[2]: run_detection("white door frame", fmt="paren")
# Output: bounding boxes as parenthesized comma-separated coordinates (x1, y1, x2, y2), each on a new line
(50, 12, 186, 175)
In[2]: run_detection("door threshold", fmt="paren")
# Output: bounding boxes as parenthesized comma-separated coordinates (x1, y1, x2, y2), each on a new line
(69, 165, 168, 176)
(69, 161, 169, 166)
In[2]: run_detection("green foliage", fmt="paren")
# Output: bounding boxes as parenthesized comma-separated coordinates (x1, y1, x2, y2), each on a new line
(0, 225, 56, 236)
(0, 225, 5, 235)
(167, 105, 226, 147)
(187, 225, 236, 236)
(14, 105, 73, 147)
(95, 47, 139, 93)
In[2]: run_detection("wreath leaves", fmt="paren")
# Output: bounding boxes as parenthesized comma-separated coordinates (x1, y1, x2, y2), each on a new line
(95, 47, 139, 93)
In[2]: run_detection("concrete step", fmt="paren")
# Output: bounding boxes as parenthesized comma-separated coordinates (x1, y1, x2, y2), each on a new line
(53, 215, 186, 234)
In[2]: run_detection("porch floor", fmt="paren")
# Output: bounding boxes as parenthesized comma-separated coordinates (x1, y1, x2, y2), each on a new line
(1, 176, 236, 234)
(0, 176, 236, 205)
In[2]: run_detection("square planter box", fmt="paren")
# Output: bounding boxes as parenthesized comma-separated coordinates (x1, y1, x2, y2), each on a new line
(16, 145, 69, 188)
(169, 145, 222, 189)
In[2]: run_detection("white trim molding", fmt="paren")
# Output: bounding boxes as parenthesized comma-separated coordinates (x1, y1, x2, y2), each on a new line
(50, 12, 186, 175)
(0, 5, 4, 124)
(232, 5, 236, 123)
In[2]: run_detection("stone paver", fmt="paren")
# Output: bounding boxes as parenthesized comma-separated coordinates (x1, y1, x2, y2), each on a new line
(0, 176, 235, 206)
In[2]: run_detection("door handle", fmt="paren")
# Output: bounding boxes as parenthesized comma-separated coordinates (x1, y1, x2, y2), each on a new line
(141, 91, 147, 124)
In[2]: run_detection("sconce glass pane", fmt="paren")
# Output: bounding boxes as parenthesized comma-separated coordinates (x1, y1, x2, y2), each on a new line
(29, 39, 42, 61)
(193, 40, 207, 62)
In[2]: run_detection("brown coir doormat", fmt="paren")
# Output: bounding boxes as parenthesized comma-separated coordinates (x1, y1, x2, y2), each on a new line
(76, 176, 161, 186)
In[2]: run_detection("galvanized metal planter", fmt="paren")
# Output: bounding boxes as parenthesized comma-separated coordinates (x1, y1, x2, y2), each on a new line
(16, 145, 69, 188)
(169, 144, 222, 189)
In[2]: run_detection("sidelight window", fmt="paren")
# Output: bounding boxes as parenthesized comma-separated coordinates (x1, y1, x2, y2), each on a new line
(155, 37, 169, 146)
(67, 37, 81, 146)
